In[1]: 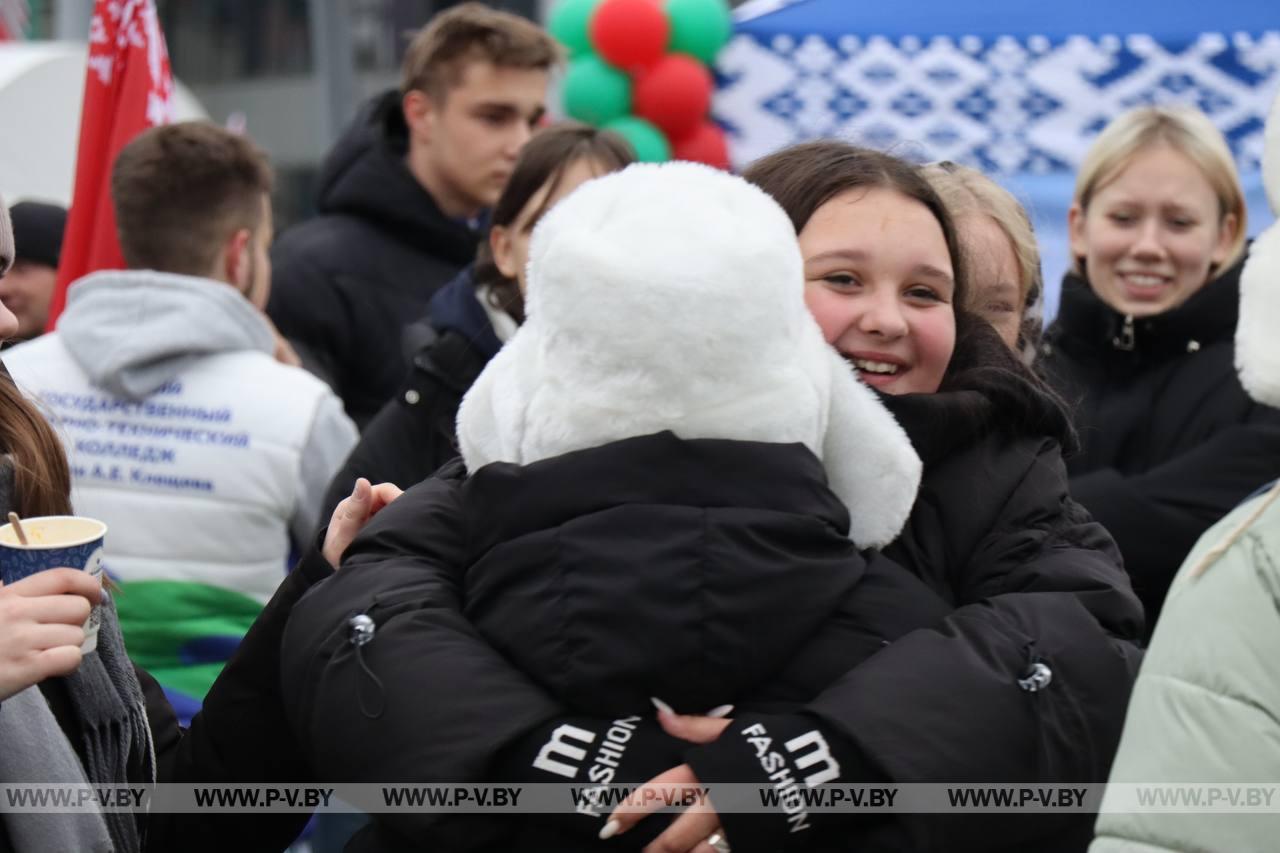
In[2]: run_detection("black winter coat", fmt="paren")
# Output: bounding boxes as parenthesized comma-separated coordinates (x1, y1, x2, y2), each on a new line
(281, 386, 1143, 853)
(1039, 260, 1280, 629)
(321, 266, 500, 520)
(267, 90, 479, 428)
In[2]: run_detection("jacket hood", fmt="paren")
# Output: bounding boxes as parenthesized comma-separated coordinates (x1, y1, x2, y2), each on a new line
(429, 266, 504, 361)
(457, 162, 922, 549)
(315, 90, 476, 267)
(57, 270, 274, 400)
(1238, 88, 1280, 407)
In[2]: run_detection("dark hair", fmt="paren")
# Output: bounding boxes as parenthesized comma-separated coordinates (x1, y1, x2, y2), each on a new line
(0, 372, 73, 517)
(744, 140, 1075, 449)
(743, 140, 971, 315)
(401, 2, 562, 101)
(111, 122, 273, 276)
(475, 122, 635, 323)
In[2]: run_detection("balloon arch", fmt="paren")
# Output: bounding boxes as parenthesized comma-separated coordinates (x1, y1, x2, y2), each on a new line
(550, 0, 733, 169)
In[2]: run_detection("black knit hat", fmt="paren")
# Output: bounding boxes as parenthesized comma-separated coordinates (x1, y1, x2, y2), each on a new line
(9, 200, 68, 270)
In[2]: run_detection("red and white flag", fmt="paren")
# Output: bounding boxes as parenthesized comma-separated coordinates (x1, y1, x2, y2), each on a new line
(47, 0, 175, 330)
(0, 0, 29, 41)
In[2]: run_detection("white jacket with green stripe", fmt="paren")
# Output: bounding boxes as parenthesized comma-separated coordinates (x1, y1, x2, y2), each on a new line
(3, 270, 356, 710)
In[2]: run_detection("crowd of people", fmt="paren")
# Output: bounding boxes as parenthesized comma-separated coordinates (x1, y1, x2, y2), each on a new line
(0, 2, 1278, 852)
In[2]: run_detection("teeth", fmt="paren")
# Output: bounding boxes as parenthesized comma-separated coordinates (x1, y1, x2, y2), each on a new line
(1123, 273, 1166, 288)
(853, 359, 900, 375)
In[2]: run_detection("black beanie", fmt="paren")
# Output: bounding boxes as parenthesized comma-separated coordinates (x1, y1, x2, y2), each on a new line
(9, 201, 68, 270)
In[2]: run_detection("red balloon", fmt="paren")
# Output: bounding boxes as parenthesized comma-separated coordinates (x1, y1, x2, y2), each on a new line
(634, 54, 713, 139)
(672, 121, 730, 170)
(589, 0, 670, 71)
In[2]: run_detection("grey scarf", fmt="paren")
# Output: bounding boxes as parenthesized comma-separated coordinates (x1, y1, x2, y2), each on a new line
(0, 460, 154, 853)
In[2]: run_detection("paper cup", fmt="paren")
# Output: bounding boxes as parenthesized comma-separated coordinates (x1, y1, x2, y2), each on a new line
(0, 516, 107, 654)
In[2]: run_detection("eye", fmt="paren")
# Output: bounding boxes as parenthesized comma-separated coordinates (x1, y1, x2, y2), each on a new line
(821, 273, 860, 289)
(1166, 216, 1195, 230)
(1107, 212, 1136, 226)
(905, 285, 944, 302)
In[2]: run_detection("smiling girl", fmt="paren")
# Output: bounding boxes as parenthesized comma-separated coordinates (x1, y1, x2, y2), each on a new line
(1039, 105, 1280, 634)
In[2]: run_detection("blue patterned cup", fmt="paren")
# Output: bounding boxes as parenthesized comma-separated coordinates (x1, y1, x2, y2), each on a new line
(0, 516, 107, 654)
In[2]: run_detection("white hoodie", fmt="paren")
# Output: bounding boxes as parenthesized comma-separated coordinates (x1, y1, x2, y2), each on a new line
(3, 270, 355, 700)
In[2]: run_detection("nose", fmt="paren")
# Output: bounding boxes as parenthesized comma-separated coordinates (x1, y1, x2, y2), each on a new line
(1130, 217, 1167, 260)
(856, 286, 908, 340)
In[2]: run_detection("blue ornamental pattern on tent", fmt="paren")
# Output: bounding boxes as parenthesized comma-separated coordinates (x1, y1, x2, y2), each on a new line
(716, 30, 1280, 175)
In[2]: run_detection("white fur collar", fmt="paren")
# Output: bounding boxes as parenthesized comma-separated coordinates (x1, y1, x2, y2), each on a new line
(1237, 88, 1280, 406)
(457, 162, 921, 548)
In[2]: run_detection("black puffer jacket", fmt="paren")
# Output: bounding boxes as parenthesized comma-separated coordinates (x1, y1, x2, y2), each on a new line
(320, 266, 501, 520)
(1039, 260, 1280, 629)
(267, 90, 478, 428)
(281, 385, 1143, 852)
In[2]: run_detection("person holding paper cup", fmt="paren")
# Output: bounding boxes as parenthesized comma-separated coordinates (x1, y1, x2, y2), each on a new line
(0, 196, 397, 853)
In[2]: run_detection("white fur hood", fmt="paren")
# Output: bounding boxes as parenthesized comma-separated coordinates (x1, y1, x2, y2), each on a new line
(1237, 88, 1280, 406)
(456, 161, 922, 548)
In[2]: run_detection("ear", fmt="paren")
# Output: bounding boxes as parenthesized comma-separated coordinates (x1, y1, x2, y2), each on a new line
(402, 89, 437, 143)
(490, 225, 519, 279)
(1067, 202, 1088, 267)
(1212, 211, 1239, 266)
(820, 346, 921, 548)
(222, 228, 252, 291)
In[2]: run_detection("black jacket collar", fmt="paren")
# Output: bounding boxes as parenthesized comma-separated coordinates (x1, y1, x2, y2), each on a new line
(462, 432, 850, 555)
(1051, 255, 1244, 362)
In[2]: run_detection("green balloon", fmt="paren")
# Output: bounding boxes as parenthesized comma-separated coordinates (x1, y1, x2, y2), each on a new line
(548, 0, 601, 57)
(563, 56, 632, 126)
(667, 0, 732, 64)
(605, 116, 672, 163)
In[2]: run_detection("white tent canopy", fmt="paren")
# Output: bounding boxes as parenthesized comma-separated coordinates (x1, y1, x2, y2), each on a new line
(0, 42, 205, 207)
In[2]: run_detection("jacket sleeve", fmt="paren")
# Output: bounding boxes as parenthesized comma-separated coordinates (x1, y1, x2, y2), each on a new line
(291, 391, 359, 545)
(144, 539, 336, 853)
(690, 439, 1144, 853)
(1069, 408, 1280, 620)
(816, 439, 1141, 843)
(1091, 492, 1280, 853)
(280, 467, 567, 846)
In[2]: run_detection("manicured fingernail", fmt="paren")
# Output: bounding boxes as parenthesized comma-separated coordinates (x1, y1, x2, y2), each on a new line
(650, 696, 675, 716)
(599, 819, 621, 840)
(706, 704, 734, 718)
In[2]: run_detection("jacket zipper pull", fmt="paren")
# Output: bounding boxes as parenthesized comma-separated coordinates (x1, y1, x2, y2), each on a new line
(1112, 314, 1135, 352)
(348, 614, 386, 719)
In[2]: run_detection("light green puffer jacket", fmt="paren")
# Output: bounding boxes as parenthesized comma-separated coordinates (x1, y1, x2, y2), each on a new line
(1090, 482, 1280, 853)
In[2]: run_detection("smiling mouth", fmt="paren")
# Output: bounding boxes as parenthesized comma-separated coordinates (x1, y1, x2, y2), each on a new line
(1119, 272, 1170, 289)
(851, 358, 902, 376)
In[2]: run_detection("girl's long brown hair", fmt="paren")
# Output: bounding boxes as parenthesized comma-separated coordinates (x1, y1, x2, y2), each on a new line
(0, 370, 73, 517)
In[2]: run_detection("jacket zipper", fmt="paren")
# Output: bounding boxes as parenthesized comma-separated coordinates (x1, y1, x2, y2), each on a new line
(1111, 314, 1135, 352)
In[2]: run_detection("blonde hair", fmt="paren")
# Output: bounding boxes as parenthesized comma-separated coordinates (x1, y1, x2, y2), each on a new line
(923, 161, 1044, 362)
(401, 3, 562, 101)
(1073, 105, 1247, 270)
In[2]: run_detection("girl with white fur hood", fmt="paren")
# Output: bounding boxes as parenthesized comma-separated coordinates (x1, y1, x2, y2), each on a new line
(1090, 89, 1280, 853)
(283, 148, 1143, 853)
